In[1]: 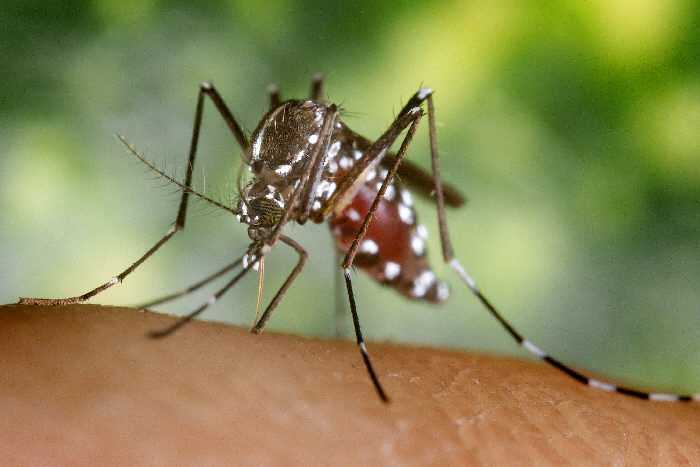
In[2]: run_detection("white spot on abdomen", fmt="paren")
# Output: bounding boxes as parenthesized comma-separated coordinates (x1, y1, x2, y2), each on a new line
(384, 262, 401, 280)
(410, 234, 425, 256)
(411, 270, 436, 298)
(399, 204, 415, 224)
(346, 208, 361, 222)
(360, 239, 379, 255)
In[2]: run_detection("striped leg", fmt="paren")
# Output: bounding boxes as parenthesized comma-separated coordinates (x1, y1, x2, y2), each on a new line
(339, 107, 424, 403)
(18, 82, 248, 307)
(135, 257, 243, 309)
(344, 269, 389, 403)
(419, 87, 698, 403)
(148, 251, 253, 338)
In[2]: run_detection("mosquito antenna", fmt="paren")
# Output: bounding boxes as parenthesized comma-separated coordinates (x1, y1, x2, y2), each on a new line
(117, 134, 237, 216)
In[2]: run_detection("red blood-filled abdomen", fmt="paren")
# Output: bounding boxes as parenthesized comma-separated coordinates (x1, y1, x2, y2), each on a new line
(329, 176, 448, 303)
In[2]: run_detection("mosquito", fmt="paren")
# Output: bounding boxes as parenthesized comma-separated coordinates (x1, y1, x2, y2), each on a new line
(19, 74, 698, 404)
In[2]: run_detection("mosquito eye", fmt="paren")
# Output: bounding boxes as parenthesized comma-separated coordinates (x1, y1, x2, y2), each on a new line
(250, 198, 283, 227)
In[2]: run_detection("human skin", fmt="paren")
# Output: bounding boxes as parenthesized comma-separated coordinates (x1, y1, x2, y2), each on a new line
(1, 304, 699, 466)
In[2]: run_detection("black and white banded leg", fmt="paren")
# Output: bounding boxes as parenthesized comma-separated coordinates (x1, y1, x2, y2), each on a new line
(418, 86, 699, 403)
(339, 105, 425, 403)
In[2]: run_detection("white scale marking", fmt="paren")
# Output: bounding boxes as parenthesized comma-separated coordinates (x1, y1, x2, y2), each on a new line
(398, 204, 414, 224)
(411, 270, 436, 298)
(650, 393, 679, 402)
(400, 189, 413, 206)
(315, 180, 336, 199)
(347, 208, 361, 222)
(360, 239, 379, 255)
(417, 87, 433, 100)
(108, 277, 120, 286)
(328, 141, 341, 158)
(588, 379, 616, 392)
(353, 149, 363, 160)
(436, 282, 450, 301)
(383, 184, 396, 201)
(339, 156, 353, 170)
(384, 262, 401, 280)
(410, 234, 425, 256)
(275, 164, 292, 176)
(449, 258, 479, 292)
(308, 134, 319, 144)
(312, 200, 322, 211)
(252, 136, 263, 160)
(416, 224, 428, 239)
(521, 340, 547, 358)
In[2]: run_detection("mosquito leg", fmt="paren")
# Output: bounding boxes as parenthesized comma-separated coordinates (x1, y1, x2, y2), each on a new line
(18, 82, 249, 306)
(320, 106, 423, 219)
(343, 269, 389, 403)
(250, 235, 308, 334)
(268, 83, 281, 109)
(333, 248, 347, 337)
(18, 226, 179, 306)
(419, 90, 698, 402)
(310, 73, 324, 101)
(341, 109, 422, 269)
(333, 107, 423, 403)
(148, 252, 253, 338)
(135, 257, 243, 309)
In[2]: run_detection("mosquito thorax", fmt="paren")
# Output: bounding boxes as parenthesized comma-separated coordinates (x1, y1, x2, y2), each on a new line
(237, 99, 334, 241)
(249, 99, 331, 180)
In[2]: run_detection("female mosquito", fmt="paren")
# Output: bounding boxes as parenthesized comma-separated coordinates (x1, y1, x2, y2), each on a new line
(20, 74, 698, 404)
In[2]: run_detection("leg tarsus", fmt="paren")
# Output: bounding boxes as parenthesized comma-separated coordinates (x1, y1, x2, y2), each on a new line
(20, 82, 249, 307)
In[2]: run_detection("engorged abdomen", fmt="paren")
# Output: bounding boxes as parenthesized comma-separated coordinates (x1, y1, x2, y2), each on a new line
(329, 175, 449, 303)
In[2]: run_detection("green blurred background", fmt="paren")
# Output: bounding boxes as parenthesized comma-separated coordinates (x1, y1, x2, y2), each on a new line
(2, 0, 699, 392)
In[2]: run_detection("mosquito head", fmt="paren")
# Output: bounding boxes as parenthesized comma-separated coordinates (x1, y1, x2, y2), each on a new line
(248, 100, 332, 178)
(236, 180, 286, 241)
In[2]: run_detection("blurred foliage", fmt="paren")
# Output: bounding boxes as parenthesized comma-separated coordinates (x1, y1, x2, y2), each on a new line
(1, 0, 699, 392)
